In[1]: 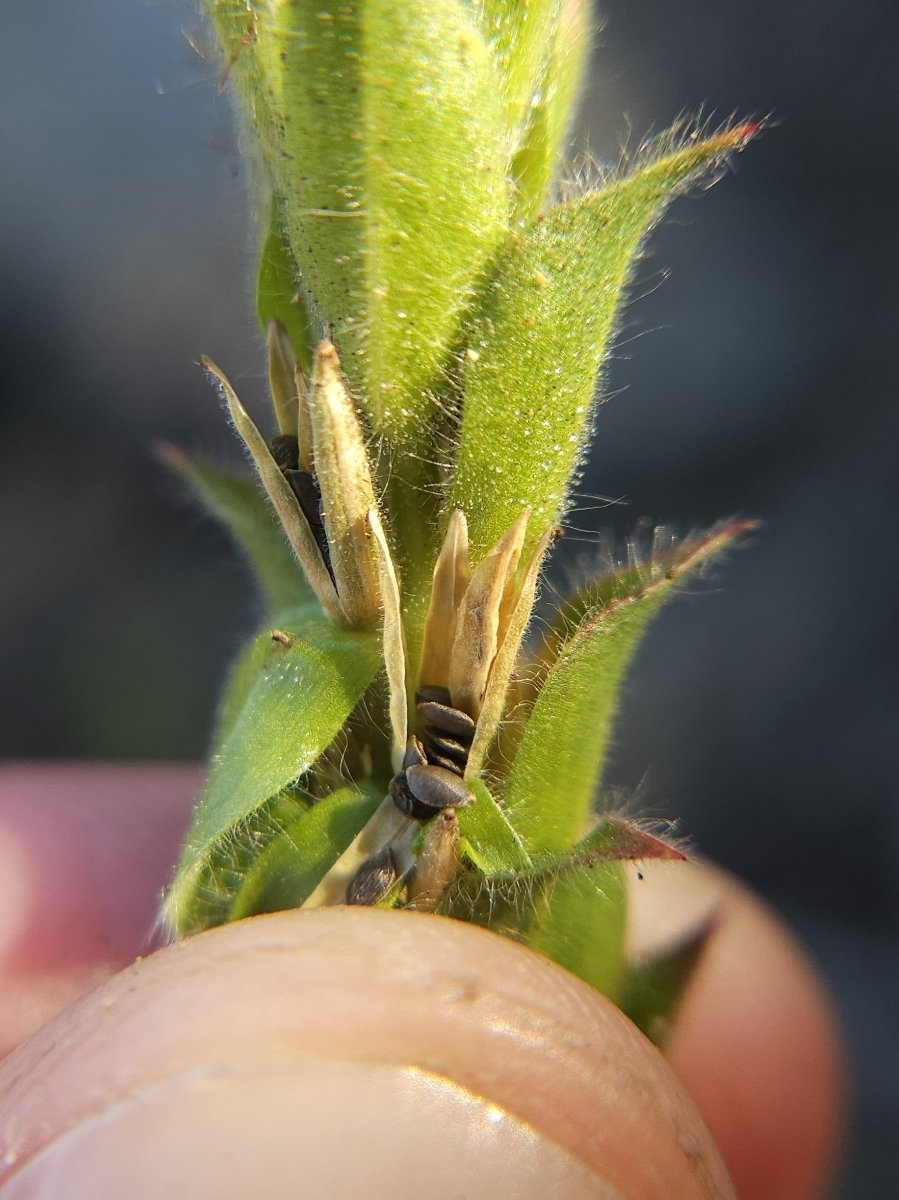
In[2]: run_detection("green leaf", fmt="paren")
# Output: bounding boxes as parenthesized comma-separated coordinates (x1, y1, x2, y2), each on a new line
(452, 126, 756, 562)
(617, 915, 717, 1046)
(255, 201, 317, 372)
(451, 818, 674, 991)
(210, 0, 514, 442)
(503, 521, 754, 853)
(229, 785, 381, 919)
(457, 777, 532, 876)
(165, 607, 381, 934)
(527, 860, 627, 998)
(477, 1, 561, 174)
(510, 0, 593, 219)
(440, 846, 626, 1000)
(160, 446, 311, 616)
(569, 815, 687, 865)
(211, 626, 273, 750)
(163, 791, 310, 934)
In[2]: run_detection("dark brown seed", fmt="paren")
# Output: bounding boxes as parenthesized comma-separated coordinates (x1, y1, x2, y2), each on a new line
(415, 685, 453, 707)
(346, 847, 397, 906)
(423, 752, 465, 775)
(405, 763, 474, 812)
(388, 771, 422, 819)
(284, 468, 335, 585)
(423, 733, 469, 767)
(417, 701, 476, 743)
(402, 735, 427, 770)
(269, 433, 300, 472)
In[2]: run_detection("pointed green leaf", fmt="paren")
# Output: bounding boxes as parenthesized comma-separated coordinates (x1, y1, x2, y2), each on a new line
(256, 201, 317, 372)
(163, 791, 310, 935)
(229, 785, 381, 919)
(477, 0, 561, 168)
(170, 796, 309, 936)
(453, 816, 678, 964)
(440, 848, 626, 1000)
(503, 521, 754, 853)
(165, 609, 381, 934)
(618, 915, 717, 1046)
(209, 0, 514, 441)
(570, 815, 687, 865)
(457, 778, 532, 876)
(527, 860, 627, 998)
(211, 624, 276, 752)
(453, 126, 756, 562)
(510, 0, 593, 219)
(161, 446, 311, 616)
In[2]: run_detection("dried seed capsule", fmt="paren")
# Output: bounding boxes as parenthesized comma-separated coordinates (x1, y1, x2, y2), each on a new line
(405, 763, 475, 813)
(406, 809, 460, 911)
(268, 433, 335, 584)
(345, 847, 398, 906)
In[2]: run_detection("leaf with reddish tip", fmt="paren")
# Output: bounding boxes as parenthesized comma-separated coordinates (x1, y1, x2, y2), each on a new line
(573, 816, 688, 864)
(502, 521, 755, 854)
(452, 125, 758, 565)
(442, 851, 628, 1000)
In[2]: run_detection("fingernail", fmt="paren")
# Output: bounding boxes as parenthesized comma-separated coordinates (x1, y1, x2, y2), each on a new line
(2, 1058, 621, 1200)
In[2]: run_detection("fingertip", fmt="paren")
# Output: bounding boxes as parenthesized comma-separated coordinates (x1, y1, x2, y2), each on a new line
(0, 908, 734, 1200)
(0, 763, 200, 1055)
(629, 862, 847, 1200)
(1, 1060, 620, 1200)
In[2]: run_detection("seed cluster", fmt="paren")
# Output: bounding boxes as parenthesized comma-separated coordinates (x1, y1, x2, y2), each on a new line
(388, 686, 476, 821)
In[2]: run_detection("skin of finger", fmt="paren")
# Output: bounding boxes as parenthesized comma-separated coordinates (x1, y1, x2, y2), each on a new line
(0, 766, 843, 1198)
(0, 1060, 622, 1200)
(0, 764, 200, 1056)
(631, 864, 847, 1200)
(0, 908, 736, 1200)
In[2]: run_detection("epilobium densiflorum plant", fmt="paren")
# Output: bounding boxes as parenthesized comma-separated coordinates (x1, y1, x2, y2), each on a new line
(164, 0, 757, 1041)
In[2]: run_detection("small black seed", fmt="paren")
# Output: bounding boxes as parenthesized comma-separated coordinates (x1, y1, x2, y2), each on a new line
(388, 770, 446, 821)
(417, 701, 476, 743)
(415, 685, 452, 707)
(402, 734, 427, 770)
(285, 468, 336, 586)
(424, 752, 465, 775)
(269, 433, 300, 472)
(405, 763, 474, 812)
(346, 847, 397, 906)
(423, 733, 469, 767)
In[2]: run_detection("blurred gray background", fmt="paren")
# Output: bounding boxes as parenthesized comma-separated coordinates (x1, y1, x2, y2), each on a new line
(2, 2, 897, 1194)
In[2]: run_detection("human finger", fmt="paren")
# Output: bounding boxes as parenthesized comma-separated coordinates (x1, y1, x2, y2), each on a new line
(0, 905, 734, 1200)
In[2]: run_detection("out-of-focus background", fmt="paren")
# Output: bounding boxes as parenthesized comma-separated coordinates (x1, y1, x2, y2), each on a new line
(2, 2, 897, 1193)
